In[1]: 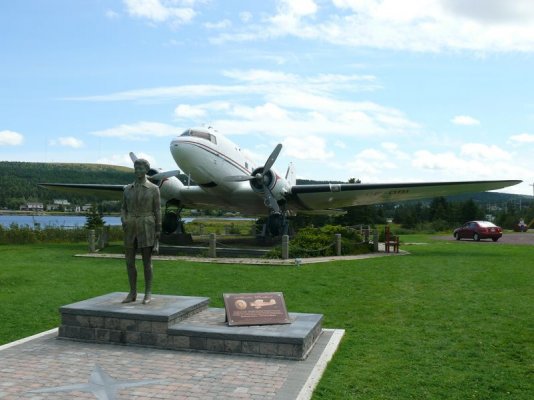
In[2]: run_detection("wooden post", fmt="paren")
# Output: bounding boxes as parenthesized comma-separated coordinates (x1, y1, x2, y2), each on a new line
(335, 233, 341, 256)
(103, 226, 110, 247)
(208, 233, 217, 257)
(96, 227, 104, 250)
(282, 235, 289, 259)
(373, 230, 379, 252)
(88, 229, 96, 253)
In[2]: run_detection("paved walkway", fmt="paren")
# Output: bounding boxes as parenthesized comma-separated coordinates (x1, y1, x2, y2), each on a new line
(0, 328, 343, 400)
(77, 246, 407, 266)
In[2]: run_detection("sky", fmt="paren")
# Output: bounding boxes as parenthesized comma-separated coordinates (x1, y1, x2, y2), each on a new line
(1, 0, 534, 195)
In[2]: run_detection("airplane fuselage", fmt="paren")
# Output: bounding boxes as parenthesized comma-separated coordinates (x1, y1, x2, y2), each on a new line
(166, 127, 289, 214)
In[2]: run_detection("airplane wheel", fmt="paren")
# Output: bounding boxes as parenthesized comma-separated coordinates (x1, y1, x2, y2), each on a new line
(267, 214, 284, 237)
(162, 211, 179, 234)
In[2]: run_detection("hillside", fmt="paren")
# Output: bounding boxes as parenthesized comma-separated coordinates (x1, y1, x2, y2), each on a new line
(0, 161, 529, 210)
(0, 161, 133, 208)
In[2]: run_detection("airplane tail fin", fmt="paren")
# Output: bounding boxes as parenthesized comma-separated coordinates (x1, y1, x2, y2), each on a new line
(285, 162, 296, 186)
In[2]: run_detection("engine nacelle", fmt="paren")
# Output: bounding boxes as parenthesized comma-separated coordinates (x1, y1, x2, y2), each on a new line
(249, 167, 290, 202)
(156, 176, 184, 204)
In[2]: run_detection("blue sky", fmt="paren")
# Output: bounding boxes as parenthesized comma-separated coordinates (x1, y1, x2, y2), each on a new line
(1, 0, 534, 195)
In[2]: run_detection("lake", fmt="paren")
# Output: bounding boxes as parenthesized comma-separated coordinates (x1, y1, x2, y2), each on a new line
(0, 214, 123, 228)
(0, 215, 252, 229)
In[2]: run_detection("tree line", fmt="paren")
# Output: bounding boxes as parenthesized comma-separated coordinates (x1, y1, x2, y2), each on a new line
(292, 196, 534, 232)
(0, 161, 132, 209)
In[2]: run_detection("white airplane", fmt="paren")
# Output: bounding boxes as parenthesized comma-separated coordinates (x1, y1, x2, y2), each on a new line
(40, 126, 521, 236)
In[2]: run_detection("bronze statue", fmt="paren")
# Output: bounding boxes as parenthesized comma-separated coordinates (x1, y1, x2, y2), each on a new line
(121, 159, 161, 304)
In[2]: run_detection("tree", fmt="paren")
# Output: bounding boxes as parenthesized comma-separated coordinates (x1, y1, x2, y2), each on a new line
(85, 204, 105, 229)
(459, 199, 483, 222)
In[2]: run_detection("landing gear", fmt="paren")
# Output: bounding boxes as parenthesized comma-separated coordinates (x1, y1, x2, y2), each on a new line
(160, 205, 192, 245)
(256, 212, 292, 243)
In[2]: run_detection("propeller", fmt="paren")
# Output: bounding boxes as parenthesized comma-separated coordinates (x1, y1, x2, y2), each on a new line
(225, 144, 283, 213)
(149, 170, 181, 180)
(129, 152, 180, 180)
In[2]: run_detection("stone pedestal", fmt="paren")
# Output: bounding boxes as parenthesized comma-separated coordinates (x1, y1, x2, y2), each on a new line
(58, 293, 324, 360)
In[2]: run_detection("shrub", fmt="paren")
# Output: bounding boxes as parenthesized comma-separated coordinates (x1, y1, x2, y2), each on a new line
(0, 224, 123, 244)
(266, 225, 373, 258)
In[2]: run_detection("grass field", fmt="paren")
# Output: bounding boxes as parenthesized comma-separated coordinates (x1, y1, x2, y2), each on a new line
(0, 236, 532, 399)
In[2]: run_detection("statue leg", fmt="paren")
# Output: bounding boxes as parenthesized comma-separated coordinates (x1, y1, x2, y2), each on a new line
(141, 247, 153, 304)
(122, 247, 137, 303)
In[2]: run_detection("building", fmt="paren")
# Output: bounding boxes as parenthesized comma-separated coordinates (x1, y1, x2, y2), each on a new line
(46, 199, 71, 211)
(19, 202, 44, 212)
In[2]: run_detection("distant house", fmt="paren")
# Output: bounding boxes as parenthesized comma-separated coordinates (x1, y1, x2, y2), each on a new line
(81, 204, 93, 212)
(20, 202, 44, 212)
(46, 199, 71, 211)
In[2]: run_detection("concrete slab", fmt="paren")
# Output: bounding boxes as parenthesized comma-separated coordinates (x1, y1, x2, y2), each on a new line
(168, 308, 323, 360)
(60, 292, 210, 322)
(0, 327, 345, 399)
(58, 294, 323, 360)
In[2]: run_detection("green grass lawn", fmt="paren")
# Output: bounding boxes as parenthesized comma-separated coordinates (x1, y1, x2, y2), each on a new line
(0, 237, 532, 399)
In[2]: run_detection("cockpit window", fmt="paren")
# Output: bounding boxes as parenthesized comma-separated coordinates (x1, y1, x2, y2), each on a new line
(180, 129, 217, 144)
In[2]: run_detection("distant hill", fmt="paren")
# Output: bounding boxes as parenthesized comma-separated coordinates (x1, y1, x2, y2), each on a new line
(0, 161, 133, 208)
(0, 161, 529, 209)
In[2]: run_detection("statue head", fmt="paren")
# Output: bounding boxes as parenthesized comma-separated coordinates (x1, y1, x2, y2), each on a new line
(134, 159, 150, 178)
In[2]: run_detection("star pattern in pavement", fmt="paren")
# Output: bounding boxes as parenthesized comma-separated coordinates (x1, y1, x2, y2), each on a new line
(29, 364, 167, 400)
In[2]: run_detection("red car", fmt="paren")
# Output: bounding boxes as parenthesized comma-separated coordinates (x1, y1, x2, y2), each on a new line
(453, 221, 502, 242)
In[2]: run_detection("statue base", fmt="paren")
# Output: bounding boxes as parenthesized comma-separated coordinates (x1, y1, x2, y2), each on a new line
(58, 292, 323, 360)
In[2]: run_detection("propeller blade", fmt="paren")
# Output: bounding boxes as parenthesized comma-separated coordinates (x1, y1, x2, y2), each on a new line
(263, 144, 282, 175)
(129, 152, 138, 164)
(149, 170, 181, 180)
(224, 175, 255, 182)
(264, 185, 281, 213)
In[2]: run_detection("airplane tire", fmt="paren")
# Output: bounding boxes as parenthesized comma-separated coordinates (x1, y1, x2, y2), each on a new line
(162, 211, 179, 234)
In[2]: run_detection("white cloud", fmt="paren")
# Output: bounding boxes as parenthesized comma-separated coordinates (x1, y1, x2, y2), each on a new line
(356, 148, 386, 161)
(49, 136, 84, 148)
(90, 121, 179, 140)
(460, 143, 511, 160)
(334, 140, 346, 149)
(67, 70, 414, 142)
(174, 104, 207, 118)
(412, 150, 463, 170)
(239, 11, 253, 23)
(204, 19, 231, 29)
(213, 0, 534, 52)
(277, 0, 318, 17)
(282, 136, 333, 160)
(510, 133, 534, 143)
(442, 0, 534, 25)
(123, 0, 195, 25)
(451, 115, 480, 126)
(105, 9, 120, 19)
(0, 130, 24, 146)
(97, 152, 155, 168)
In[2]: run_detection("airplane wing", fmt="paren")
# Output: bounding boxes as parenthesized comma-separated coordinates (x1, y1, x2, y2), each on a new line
(289, 180, 522, 211)
(38, 183, 125, 200)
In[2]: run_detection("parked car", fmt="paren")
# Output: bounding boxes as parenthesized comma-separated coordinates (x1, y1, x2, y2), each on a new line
(453, 221, 502, 242)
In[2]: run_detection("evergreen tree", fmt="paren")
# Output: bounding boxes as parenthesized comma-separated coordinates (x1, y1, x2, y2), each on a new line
(85, 204, 105, 229)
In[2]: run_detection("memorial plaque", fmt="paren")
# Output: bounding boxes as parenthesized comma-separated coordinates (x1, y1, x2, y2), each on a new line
(223, 292, 291, 326)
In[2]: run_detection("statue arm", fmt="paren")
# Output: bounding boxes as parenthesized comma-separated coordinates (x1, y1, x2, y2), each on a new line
(154, 188, 161, 237)
(120, 189, 128, 228)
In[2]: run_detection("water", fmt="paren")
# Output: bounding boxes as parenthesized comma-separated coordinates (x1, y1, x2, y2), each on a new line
(0, 215, 253, 229)
(0, 214, 122, 228)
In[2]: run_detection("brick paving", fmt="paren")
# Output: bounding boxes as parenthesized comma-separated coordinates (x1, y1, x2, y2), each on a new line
(0, 328, 343, 399)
